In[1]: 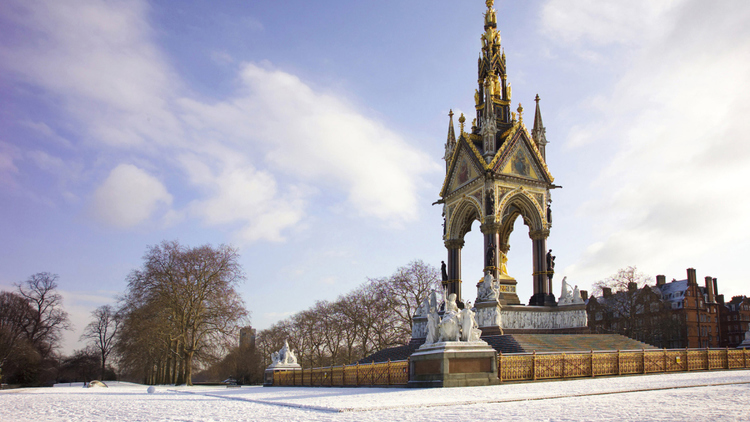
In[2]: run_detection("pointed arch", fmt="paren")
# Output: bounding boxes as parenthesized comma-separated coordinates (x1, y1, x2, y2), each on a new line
(447, 196, 482, 241)
(496, 190, 544, 246)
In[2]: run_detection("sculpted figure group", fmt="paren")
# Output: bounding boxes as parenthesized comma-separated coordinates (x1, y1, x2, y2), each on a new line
(423, 290, 482, 347)
(270, 340, 298, 366)
(477, 271, 499, 302)
(558, 276, 584, 306)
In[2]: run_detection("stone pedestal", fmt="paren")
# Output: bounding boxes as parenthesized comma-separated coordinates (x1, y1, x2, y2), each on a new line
(500, 304, 587, 331)
(739, 330, 750, 349)
(474, 300, 503, 335)
(496, 276, 521, 305)
(408, 341, 500, 388)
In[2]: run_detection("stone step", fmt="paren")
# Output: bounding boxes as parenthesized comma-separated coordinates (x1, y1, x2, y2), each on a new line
(358, 334, 656, 363)
(504, 334, 657, 354)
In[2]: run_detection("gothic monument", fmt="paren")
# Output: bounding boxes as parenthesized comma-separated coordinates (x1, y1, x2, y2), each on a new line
(423, 0, 586, 338)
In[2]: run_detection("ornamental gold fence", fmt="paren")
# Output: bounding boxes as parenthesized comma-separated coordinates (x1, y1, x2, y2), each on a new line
(270, 348, 749, 386)
(273, 359, 409, 387)
(498, 348, 750, 382)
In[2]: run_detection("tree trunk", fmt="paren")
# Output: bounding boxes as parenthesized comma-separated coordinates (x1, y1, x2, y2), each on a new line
(184, 350, 194, 386)
(100, 350, 106, 380)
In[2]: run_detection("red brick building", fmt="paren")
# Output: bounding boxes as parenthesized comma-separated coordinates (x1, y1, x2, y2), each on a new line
(587, 268, 722, 349)
(719, 295, 750, 348)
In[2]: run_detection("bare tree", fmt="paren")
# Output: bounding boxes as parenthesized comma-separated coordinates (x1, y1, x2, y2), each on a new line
(378, 260, 441, 341)
(591, 266, 651, 296)
(81, 305, 122, 380)
(254, 261, 438, 369)
(15, 273, 71, 360)
(119, 241, 249, 385)
(0, 291, 33, 382)
(590, 266, 653, 339)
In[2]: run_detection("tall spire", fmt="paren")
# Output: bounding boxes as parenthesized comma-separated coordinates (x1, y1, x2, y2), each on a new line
(476, 0, 512, 161)
(532, 94, 548, 161)
(444, 109, 456, 165)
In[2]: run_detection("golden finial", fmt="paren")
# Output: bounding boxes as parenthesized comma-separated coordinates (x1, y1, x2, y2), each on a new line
(459, 113, 466, 133)
(486, 0, 494, 8)
(449, 109, 454, 119)
(517, 103, 524, 123)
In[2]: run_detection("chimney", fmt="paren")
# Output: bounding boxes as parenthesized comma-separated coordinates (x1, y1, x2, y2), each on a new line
(628, 282, 638, 292)
(713, 278, 718, 297)
(705, 276, 716, 303)
(687, 268, 697, 286)
(656, 275, 666, 286)
(581, 290, 588, 301)
(717, 294, 725, 305)
(603, 287, 612, 298)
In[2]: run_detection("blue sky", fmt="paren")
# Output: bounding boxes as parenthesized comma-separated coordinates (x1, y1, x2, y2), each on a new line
(2, 0, 749, 354)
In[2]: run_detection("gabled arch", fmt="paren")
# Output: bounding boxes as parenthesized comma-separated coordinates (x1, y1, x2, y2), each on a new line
(496, 190, 544, 246)
(447, 196, 482, 241)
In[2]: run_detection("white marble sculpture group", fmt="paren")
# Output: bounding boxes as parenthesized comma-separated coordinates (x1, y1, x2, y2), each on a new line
(269, 340, 298, 367)
(557, 276, 584, 306)
(477, 271, 499, 302)
(421, 290, 482, 347)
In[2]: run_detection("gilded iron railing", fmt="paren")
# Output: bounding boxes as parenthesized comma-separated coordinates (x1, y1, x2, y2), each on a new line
(498, 348, 750, 382)
(272, 359, 409, 387)
(270, 348, 749, 386)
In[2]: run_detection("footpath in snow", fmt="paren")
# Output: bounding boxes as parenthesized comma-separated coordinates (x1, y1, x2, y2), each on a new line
(1, 370, 748, 421)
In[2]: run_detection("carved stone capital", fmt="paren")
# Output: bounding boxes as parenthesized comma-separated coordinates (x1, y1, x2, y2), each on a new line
(480, 222, 503, 234)
(445, 239, 465, 249)
(529, 229, 550, 240)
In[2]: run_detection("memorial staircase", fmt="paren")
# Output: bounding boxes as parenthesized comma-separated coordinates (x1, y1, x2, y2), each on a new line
(491, 334, 657, 354)
(358, 334, 656, 363)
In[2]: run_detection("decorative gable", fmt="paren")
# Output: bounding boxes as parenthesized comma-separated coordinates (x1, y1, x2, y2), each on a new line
(492, 129, 553, 184)
(441, 134, 486, 197)
(448, 150, 481, 193)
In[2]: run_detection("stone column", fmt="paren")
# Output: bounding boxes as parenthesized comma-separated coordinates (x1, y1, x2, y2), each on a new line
(480, 222, 501, 280)
(528, 229, 555, 306)
(445, 239, 465, 301)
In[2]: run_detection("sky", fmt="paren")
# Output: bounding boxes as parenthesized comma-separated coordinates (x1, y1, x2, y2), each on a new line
(1, 0, 749, 355)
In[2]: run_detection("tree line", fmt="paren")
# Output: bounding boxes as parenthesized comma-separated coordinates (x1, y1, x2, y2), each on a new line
(0, 241, 249, 387)
(0, 241, 440, 387)
(253, 260, 440, 370)
(0, 273, 70, 385)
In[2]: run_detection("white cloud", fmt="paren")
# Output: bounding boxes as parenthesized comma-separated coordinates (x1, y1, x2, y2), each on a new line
(180, 150, 309, 243)
(178, 63, 438, 223)
(92, 164, 172, 228)
(0, 0, 182, 150)
(548, 0, 750, 284)
(1, 0, 438, 239)
(0, 142, 20, 187)
(541, 0, 683, 47)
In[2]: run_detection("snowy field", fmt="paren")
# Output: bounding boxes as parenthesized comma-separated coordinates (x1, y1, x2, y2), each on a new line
(1, 370, 749, 421)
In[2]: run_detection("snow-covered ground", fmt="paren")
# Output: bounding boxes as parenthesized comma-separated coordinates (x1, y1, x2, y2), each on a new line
(2, 370, 749, 421)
